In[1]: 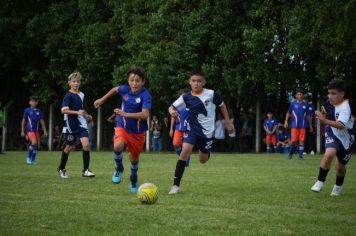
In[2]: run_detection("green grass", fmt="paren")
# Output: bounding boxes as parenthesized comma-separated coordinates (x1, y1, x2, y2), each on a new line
(0, 151, 355, 236)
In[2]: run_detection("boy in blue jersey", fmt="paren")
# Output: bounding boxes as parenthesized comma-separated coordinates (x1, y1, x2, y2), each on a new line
(276, 126, 290, 153)
(284, 88, 311, 160)
(94, 67, 151, 193)
(21, 96, 48, 165)
(57, 72, 95, 178)
(168, 71, 234, 194)
(263, 112, 278, 153)
(311, 79, 354, 196)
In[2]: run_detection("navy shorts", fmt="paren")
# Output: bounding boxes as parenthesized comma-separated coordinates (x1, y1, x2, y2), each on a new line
(64, 129, 89, 146)
(183, 130, 213, 154)
(325, 133, 352, 165)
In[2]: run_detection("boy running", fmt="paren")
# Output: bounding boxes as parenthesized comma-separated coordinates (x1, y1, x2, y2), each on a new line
(94, 67, 151, 193)
(168, 71, 234, 194)
(57, 72, 95, 178)
(311, 79, 354, 196)
(21, 96, 48, 165)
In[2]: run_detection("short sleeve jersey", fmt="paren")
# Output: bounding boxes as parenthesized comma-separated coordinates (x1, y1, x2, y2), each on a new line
(172, 89, 223, 138)
(116, 85, 151, 134)
(263, 118, 278, 134)
(277, 131, 290, 142)
(22, 107, 43, 132)
(324, 100, 354, 149)
(62, 91, 87, 134)
(175, 108, 189, 131)
(287, 100, 308, 128)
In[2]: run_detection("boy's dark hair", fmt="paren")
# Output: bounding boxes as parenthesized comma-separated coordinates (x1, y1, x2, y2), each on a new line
(278, 126, 285, 131)
(189, 70, 206, 79)
(327, 79, 345, 92)
(295, 87, 304, 94)
(29, 96, 38, 101)
(127, 67, 145, 81)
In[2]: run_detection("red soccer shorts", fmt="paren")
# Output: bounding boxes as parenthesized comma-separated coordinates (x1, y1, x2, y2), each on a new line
(114, 127, 145, 160)
(265, 134, 277, 145)
(173, 130, 184, 147)
(291, 128, 306, 143)
(27, 131, 40, 143)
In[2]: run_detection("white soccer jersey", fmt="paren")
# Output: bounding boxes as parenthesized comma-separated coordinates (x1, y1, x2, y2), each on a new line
(172, 89, 223, 138)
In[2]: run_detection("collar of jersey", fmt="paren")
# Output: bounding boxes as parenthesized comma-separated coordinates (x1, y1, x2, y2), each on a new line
(191, 88, 205, 96)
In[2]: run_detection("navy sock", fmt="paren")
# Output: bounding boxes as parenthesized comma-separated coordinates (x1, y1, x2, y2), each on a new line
(289, 144, 296, 156)
(318, 167, 329, 182)
(130, 160, 139, 185)
(175, 147, 182, 156)
(298, 145, 304, 158)
(28, 145, 34, 159)
(59, 151, 69, 170)
(31, 147, 37, 161)
(114, 151, 124, 172)
(173, 159, 186, 186)
(83, 150, 90, 171)
(336, 175, 344, 186)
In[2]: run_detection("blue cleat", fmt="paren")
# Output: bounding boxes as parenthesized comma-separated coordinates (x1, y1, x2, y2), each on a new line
(31, 160, 37, 165)
(130, 182, 139, 193)
(26, 157, 32, 165)
(112, 170, 122, 184)
(298, 157, 304, 160)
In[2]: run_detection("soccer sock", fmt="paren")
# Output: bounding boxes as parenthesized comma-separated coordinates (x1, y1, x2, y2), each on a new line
(31, 146, 37, 161)
(59, 151, 69, 170)
(266, 145, 271, 153)
(175, 147, 182, 156)
(317, 167, 329, 182)
(114, 151, 124, 172)
(298, 145, 304, 158)
(289, 144, 296, 156)
(173, 159, 186, 186)
(185, 155, 191, 166)
(28, 145, 34, 159)
(130, 160, 139, 185)
(83, 150, 90, 171)
(335, 175, 344, 186)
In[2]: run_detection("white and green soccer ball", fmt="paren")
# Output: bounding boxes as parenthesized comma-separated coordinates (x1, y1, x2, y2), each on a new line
(137, 183, 159, 204)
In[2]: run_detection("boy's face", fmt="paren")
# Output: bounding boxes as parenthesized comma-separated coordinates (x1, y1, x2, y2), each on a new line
(189, 75, 206, 94)
(267, 113, 272, 119)
(29, 100, 38, 108)
(295, 92, 304, 101)
(68, 78, 81, 91)
(128, 73, 144, 94)
(328, 89, 344, 105)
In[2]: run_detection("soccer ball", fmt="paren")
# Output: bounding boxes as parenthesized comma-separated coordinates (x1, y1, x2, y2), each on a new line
(137, 183, 159, 204)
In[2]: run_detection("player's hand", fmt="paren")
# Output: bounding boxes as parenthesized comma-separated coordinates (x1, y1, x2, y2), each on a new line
(93, 99, 103, 109)
(114, 108, 124, 116)
(21, 131, 25, 137)
(226, 121, 235, 134)
(315, 111, 326, 122)
(284, 122, 288, 129)
(77, 110, 86, 116)
(43, 131, 48, 137)
(169, 129, 174, 137)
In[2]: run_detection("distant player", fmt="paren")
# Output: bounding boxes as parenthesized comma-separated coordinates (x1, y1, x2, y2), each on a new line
(168, 71, 234, 194)
(94, 67, 151, 193)
(21, 96, 48, 165)
(263, 112, 278, 153)
(284, 88, 310, 160)
(311, 79, 354, 196)
(276, 126, 290, 153)
(57, 72, 95, 178)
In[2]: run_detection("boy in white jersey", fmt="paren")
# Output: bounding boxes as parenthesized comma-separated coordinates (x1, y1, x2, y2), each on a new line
(311, 79, 354, 196)
(168, 71, 234, 194)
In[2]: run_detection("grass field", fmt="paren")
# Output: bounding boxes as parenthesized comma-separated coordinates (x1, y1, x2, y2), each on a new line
(0, 151, 355, 236)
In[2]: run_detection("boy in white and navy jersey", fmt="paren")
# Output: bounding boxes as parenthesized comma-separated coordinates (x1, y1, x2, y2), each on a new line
(168, 71, 234, 194)
(57, 72, 95, 178)
(311, 79, 354, 196)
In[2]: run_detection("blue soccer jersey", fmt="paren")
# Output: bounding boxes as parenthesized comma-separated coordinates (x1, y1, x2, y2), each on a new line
(287, 100, 308, 128)
(61, 91, 88, 134)
(172, 89, 223, 138)
(305, 102, 315, 128)
(263, 118, 278, 134)
(175, 108, 189, 132)
(277, 131, 290, 142)
(22, 107, 43, 132)
(116, 85, 151, 134)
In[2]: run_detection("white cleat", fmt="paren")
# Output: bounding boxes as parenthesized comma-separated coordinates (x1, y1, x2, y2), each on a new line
(169, 185, 181, 195)
(82, 169, 95, 177)
(58, 169, 68, 179)
(330, 185, 343, 196)
(311, 180, 324, 192)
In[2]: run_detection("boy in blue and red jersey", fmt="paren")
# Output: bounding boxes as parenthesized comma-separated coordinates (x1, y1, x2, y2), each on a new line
(263, 112, 278, 153)
(94, 67, 151, 193)
(21, 96, 48, 165)
(284, 88, 311, 160)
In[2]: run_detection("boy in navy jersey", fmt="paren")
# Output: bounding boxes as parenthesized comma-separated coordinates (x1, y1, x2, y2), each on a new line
(263, 112, 278, 153)
(94, 67, 151, 193)
(311, 79, 354, 196)
(168, 71, 234, 194)
(57, 72, 95, 178)
(21, 96, 48, 165)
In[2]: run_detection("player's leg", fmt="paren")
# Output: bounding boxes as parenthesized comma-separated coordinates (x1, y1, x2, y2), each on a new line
(272, 135, 277, 153)
(311, 147, 336, 192)
(126, 133, 145, 193)
(298, 129, 306, 160)
(197, 137, 213, 164)
(112, 128, 126, 184)
(57, 133, 77, 178)
(80, 136, 95, 177)
(173, 130, 191, 167)
(26, 132, 37, 164)
(288, 128, 298, 159)
(330, 158, 346, 196)
(266, 134, 272, 153)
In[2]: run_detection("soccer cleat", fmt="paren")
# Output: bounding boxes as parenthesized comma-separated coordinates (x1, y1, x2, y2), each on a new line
(298, 157, 304, 160)
(31, 160, 38, 165)
(311, 180, 324, 192)
(330, 185, 343, 196)
(58, 169, 68, 179)
(169, 185, 181, 195)
(112, 170, 122, 184)
(130, 182, 139, 193)
(287, 154, 292, 160)
(82, 169, 95, 177)
(26, 157, 32, 165)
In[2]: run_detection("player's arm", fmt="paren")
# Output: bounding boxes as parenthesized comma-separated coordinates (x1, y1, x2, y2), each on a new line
(61, 107, 87, 116)
(284, 112, 290, 129)
(169, 116, 175, 137)
(263, 124, 269, 134)
(21, 118, 26, 137)
(40, 119, 48, 137)
(219, 103, 234, 134)
(168, 105, 179, 118)
(315, 111, 345, 129)
(114, 108, 149, 120)
(94, 87, 118, 108)
(308, 114, 314, 132)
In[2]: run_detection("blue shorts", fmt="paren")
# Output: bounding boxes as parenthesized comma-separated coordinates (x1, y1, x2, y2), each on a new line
(64, 129, 89, 146)
(183, 130, 213, 154)
(325, 133, 352, 165)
